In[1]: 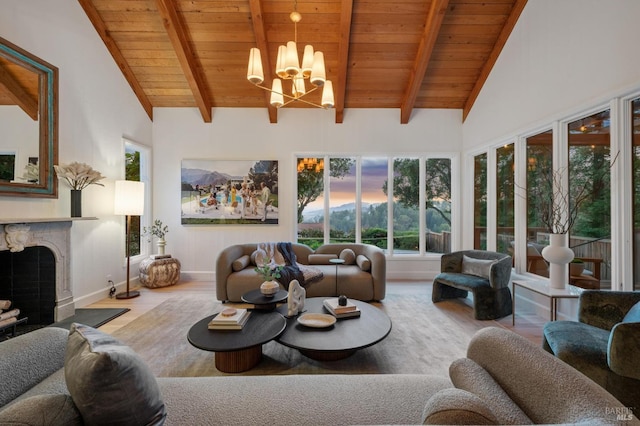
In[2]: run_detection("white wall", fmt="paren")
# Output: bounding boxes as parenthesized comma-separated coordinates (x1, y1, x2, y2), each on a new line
(464, 0, 640, 149)
(0, 0, 152, 307)
(152, 107, 462, 280)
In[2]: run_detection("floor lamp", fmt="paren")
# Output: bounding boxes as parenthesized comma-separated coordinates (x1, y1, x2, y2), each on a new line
(114, 180, 145, 299)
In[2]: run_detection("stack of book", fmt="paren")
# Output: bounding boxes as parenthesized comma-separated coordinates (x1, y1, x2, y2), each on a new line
(208, 308, 251, 330)
(323, 298, 361, 319)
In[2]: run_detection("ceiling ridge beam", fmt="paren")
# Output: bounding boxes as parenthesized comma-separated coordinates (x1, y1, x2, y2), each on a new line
(463, 0, 528, 122)
(77, 0, 153, 121)
(400, 0, 450, 124)
(0, 64, 38, 120)
(249, 0, 277, 123)
(335, 0, 354, 124)
(155, 0, 212, 123)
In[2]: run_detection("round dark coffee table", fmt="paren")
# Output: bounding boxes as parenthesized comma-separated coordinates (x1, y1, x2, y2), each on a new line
(188, 310, 286, 373)
(241, 289, 288, 310)
(275, 297, 392, 361)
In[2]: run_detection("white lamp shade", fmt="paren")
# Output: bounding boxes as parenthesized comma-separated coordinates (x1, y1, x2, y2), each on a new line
(310, 51, 326, 86)
(270, 79, 284, 108)
(321, 80, 334, 108)
(275, 45, 287, 79)
(301, 45, 314, 78)
(284, 41, 300, 76)
(114, 180, 145, 216)
(293, 75, 305, 97)
(247, 48, 264, 84)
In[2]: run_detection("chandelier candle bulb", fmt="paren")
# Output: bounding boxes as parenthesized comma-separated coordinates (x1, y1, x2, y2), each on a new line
(247, 48, 264, 84)
(301, 45, 314, 77)
(270, 79, 284, 108)
(310, 51, 326, 86)
(322, 80, 335, 108)
(276, 45, 287, 78)
(285, 41, 299, 76)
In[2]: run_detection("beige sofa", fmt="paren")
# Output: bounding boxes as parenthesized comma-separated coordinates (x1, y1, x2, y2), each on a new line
(215, 242, 386, 302)
(0, 326, 634, 425)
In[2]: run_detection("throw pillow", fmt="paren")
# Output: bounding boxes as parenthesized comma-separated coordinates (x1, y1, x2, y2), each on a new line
(461, 255, 495, 279)
(623, 301, 640, 323)
(232, 254, 250, 271)
(449, 358, 532, 425)
(0, 394, 82, 426)
(422, 388, 498, 425)
(64, 323, 166, 426)
(356, 254, 371, 271)
(339, 248, 356, 265)
(308, 254, 338, 265)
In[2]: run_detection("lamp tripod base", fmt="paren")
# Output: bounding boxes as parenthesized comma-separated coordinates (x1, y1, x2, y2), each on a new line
(115, 290, 140, 299)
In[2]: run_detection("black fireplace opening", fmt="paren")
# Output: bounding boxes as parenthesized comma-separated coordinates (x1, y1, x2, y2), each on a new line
(0, 246, 56, 330)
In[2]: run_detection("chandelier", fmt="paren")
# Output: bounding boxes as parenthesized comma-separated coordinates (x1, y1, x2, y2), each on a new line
(297, 158, 324, 172)
(246, 1, 334, 109)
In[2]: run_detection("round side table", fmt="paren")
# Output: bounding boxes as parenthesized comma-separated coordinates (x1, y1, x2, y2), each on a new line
(242, 289, 288, 310)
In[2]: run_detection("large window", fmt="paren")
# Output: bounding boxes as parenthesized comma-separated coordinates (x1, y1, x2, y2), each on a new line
(361, 158, 388, 248)
(473, 153, 487, 250)
(496, 144, 514, 255)
(297, 155, 453, 255)
(525, 130, 552, 276)
(124, 139, 150, 259)
(568, 110, 611, 286)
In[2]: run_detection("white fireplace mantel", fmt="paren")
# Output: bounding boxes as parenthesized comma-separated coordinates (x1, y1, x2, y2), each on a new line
(0, 217, 97, 322)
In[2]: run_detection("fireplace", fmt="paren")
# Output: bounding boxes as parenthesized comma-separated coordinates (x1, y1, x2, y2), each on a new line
(0, 219, 76, 323)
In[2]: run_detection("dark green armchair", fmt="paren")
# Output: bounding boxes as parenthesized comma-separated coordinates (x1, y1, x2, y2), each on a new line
(542, 290, 640, 410)
(432, 250, 513, 320)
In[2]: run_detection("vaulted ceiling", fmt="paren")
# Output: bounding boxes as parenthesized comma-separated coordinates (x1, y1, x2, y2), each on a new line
(72, 0, 527, 124)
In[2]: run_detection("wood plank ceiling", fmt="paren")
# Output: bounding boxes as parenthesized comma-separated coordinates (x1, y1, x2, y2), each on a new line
(73, 0, 527, 124)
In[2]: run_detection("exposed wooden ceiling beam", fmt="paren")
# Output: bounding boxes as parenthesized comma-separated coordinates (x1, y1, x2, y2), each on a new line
(463, 0, 528, 121)
(400, 0, 449, 124)
(155, 0, 212, 123)
(334, 0, 354, 124)
(249, 0, 277, 123)
(77, 0, 153, 121)
(0, 64, 38, 120)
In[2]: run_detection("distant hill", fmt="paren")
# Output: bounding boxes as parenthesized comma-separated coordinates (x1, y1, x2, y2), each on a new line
(302, 202, 374, 222)
(181, 168, 232, 188)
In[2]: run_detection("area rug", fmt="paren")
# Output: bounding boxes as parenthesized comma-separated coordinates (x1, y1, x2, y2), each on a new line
(49, 308, 130, 331)
(112, 284, 500, 378)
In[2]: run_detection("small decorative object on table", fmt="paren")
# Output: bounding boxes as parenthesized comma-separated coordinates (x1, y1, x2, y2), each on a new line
(207, 308, 251, 330)
(323, 297, 361, 319)
(54, 162, 105, 217)
(255, 258, 283, 297)
(143, 219, 169, 255)
(287, 279, 306, 317)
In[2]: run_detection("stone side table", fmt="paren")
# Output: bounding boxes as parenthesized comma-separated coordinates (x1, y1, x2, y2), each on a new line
(139, 257, 181, 288)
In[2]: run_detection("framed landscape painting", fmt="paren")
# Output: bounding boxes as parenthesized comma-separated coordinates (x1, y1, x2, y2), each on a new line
(181, 159, 278, 225)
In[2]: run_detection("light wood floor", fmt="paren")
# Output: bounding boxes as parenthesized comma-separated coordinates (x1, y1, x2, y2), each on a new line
(88, 280, 546, 344)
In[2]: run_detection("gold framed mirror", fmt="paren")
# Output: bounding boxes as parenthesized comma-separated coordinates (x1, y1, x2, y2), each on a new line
(0, 36, 58, 198)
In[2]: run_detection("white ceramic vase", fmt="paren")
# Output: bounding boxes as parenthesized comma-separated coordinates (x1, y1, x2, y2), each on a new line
(541, 233, 574, 289)
(157, 238, 166, 255)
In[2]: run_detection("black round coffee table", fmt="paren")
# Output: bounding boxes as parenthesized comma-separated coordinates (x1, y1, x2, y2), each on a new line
(241, 289, 288, 310)
(188, 310, 286, 373)
(275, 297, 392, 361)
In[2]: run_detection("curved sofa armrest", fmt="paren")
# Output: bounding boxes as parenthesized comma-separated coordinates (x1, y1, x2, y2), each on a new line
(361, 244, 387, 301)
(578, 290, 640, 330)
(440, 252, 463, 273)
(0, 327, 69, 407)
(215, 244, 247, 301)
(608, 321, 640, 380)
